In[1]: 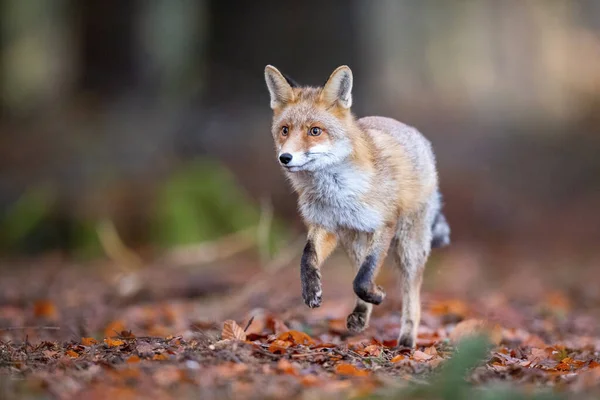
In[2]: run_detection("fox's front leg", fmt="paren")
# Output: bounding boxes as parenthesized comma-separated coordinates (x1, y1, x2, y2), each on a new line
(352, 224, 396, 305)
(300, 227, 337, 308)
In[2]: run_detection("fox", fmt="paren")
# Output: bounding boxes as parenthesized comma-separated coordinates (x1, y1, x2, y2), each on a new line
(264, 65, 450, 348)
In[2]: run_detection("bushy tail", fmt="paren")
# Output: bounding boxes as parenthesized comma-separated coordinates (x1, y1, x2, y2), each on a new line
(431, 193, 450, 249)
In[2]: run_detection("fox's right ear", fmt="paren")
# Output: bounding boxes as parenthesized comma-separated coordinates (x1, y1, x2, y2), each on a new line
(265, 65, 295, 109)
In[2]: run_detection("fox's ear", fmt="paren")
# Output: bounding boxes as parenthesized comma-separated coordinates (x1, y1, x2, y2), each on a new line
(265, 65, 295, 109)
(321, 65, 353, 109)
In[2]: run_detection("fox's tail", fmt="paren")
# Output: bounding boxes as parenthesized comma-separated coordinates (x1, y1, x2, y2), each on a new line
(431, 192, 450, 249)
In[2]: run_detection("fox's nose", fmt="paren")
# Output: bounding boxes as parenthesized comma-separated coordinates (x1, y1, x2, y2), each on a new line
(279, 153, 293, 165)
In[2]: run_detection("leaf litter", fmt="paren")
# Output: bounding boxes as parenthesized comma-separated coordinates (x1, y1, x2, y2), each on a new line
(1, 256, 600, 399)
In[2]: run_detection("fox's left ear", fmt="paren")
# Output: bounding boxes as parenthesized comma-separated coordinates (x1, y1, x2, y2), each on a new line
(321, 66, 353, 109)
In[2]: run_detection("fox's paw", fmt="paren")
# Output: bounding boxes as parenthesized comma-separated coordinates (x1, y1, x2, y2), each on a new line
(397, 333, 416, 349)
(353, 282, 386, 305)
(301, 268, 322, 308)
(346, 311, 368, 333)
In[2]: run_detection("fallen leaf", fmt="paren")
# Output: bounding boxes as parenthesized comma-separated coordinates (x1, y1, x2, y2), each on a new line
(104, 320, 126, 338)
(81, 337, 98, 346)
(391, 354, 405, 363)
(276, 330, 315, 346)
(301, 375, 321, 387)
(361, 344, 382, 357)
(424, 346, 438, 357)
(65, 350, 79, 358)
(222, 320, 247, 341)
(104, 338, 125, 348)
(450, 319, 502, 345)
(335, 363, 370, 377)
(276, 359, 298, 375)
(268, 340, 291, 354)
(127, 355, 141, 363)
(589, 361, 600, 369)
(33, 300, 58, 320)
(413, 350, 434, 362)
(152, 353, 169, 361)
(430, 299, 469, 318)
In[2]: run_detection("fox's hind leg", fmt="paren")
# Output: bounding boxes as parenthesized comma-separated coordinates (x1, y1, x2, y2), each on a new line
(392, 205, 433, 348)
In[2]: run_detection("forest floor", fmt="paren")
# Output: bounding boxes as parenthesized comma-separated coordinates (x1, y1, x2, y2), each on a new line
(1, 244, 600, 400)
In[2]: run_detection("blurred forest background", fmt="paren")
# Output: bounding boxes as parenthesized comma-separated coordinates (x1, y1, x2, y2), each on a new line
(1, 0, 599, 284)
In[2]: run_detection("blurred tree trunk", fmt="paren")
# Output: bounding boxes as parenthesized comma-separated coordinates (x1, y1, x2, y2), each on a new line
(0, 0, 71, 114)
(202, 0, 362, 108)
(75, 0, 139, 100)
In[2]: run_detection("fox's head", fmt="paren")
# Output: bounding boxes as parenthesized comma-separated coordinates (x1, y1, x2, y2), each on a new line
(264, 65, 356, 172)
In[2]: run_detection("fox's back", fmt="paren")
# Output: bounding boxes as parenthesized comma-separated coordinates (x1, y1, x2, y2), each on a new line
(359, 116, 438, 202)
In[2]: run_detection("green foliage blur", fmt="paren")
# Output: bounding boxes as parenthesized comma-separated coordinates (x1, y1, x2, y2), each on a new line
(0, 159, 288, 260)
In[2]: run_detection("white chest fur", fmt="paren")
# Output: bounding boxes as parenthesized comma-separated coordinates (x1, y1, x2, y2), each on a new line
(294, 163, 383, 232)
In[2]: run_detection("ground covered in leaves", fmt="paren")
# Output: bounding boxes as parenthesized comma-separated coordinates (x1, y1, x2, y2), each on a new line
(1, 247, 600, 399)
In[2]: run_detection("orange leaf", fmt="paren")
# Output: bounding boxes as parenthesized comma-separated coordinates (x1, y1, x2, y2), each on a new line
(222, 320, 247, 341)
(424, 346, 439, 357)
(413, 350, 434, 362)
(127, 355, 141, 363)
(104, 338, 125, 347)
(65, 350, 79, 358)
(391, 354, 405, 363)
(152, 353, 169, 361)
(104, 320, 125, 338)
(81, 337, 98, 346)
(450, 319, 502, 345)
(556, 362, 571, 371)
(268, 340, 291, 354)
(276, 330, 315, 346)
(430, 299, 469, 318)
(301, 375, 320, 387)
(33, 300, 58, 320)
(276, 359, 298, 376)
(362, 344, 382, 357)
(589, 360, 600, 369)
(335, 363, 369, 377)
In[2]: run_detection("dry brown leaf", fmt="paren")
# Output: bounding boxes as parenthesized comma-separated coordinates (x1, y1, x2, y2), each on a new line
(276, 330, 315, 346)
(424, 346, 438, 357)
(222, 320, 247, 341)
(65, 350, 79, 358)
(33, 300, 58, 320)
(430, 299, 469, 318)
(450, 319, 502, 345)
(413, 350, 434, 362)
(391, 354, 405, 363)
(104, 320, 126, 338)
(335, 363, 370, 377)
(127, 355, 141, 363)
(589, 360, 600, 369)
(104, 338, 125, 348)
(152, 353, 169, 361)
(81, 337, 98, 346)
(362, 344, 382, 357)
(276, 359, 298, 376)
(301, 375, 321, 387)
(268, 340, 291, 354)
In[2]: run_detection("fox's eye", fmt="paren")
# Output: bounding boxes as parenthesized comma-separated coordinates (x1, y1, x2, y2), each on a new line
(309, 127, 322, 136)
(281, 126, 289, 136)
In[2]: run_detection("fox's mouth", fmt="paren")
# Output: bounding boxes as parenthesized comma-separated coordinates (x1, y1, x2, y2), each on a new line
(283, 159, 314, 172)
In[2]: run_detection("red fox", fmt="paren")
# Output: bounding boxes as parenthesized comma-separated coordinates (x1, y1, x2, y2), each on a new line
(264, 65, 450, 348)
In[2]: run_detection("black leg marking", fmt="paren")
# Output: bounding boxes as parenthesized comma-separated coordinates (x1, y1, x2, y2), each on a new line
(301, 241, 322, 308)
(353, 255, 386, 305)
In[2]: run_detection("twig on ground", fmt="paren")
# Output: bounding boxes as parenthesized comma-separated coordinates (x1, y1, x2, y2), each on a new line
(161, 226, 258, 268)
(0, 326, 60, 331)
(217, 235, 306, 317)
